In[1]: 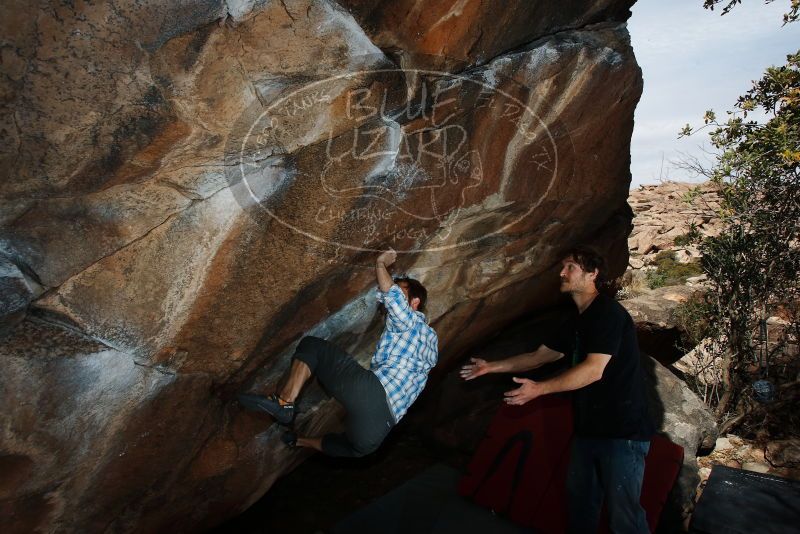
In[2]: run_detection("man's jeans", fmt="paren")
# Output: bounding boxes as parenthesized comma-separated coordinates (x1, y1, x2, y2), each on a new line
(566, 437, 651, 533)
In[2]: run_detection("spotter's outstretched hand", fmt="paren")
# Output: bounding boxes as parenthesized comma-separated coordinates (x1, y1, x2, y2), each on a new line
(460, 357, 491, 381)
(504, 377, 546, 405)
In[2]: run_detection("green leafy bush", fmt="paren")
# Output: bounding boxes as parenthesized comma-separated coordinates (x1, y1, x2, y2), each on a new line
(680, 48, 800, 430)
(673, 224, 702, 247)
(645, 251, 704, 289)
(681, 186, 703, 204)
(644, 270, 667, 289)
(673, 292, 713, 348)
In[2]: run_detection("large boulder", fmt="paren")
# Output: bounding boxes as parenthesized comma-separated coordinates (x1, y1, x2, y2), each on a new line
(342, 0, 635, 69)
(642, 356, 717, 532)
(418, 306, 572, 453)
(673, 338, 722, 386)
(0, 1, 641, 531)
(621, 284, 700, 364)
(0, 255, 40, 336)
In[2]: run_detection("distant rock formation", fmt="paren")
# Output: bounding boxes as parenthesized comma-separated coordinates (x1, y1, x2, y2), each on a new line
(627, 181, 722, 264)
(618, 181, 719, 364)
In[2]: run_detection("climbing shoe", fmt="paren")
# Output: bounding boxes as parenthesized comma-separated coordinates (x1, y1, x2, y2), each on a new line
(237, 393, 295, 425)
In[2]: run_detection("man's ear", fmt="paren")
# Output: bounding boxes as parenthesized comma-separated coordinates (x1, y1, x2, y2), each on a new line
(588, 268, 599, 282)
(410, 297, 421, 311)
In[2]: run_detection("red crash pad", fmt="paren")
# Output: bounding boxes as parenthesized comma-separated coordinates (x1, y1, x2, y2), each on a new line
(457, 395, 574, 532)
(631, 433, 684, 533)
(458, 395, 683, 533)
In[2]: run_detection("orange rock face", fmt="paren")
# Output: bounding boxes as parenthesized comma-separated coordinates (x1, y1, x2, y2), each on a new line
(1, 0, 639, 530)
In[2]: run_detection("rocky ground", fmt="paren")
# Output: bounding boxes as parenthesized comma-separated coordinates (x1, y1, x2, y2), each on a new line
(620, 181, 719, 364)
(620, 181, 800, 517)
(698, 435, 800, 480)
(627, 181, 722, 267)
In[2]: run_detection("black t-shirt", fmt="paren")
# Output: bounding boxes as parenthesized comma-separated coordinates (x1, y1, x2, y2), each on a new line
(545, 293, 654, 440)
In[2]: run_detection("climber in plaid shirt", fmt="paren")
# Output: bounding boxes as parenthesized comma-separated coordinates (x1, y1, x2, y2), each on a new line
(372, 274, 439, 421)
(238, 249, 438, 457)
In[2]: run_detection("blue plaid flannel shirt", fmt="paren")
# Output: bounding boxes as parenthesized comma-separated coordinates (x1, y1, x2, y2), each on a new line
(371, 284, 438, 422)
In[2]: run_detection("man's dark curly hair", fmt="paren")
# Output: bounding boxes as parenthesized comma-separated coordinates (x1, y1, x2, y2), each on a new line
(394, 277, 428, 312)
(563, 245, 607, 286)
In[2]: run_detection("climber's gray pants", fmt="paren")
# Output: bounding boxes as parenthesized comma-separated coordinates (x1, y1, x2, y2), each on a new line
(293, 336, 395, 457)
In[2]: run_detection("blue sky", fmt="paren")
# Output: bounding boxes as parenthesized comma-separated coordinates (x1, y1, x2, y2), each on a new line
(628, 0, 800, 187)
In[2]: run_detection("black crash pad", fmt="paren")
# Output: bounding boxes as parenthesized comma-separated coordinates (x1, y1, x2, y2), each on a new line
(689, 465, 800, 534)
(331, 463, 528, 534)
